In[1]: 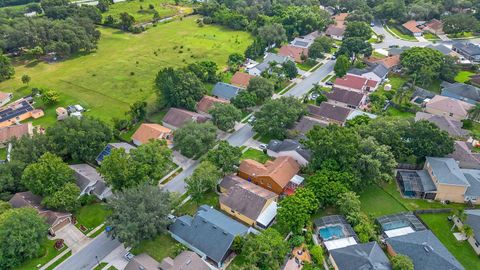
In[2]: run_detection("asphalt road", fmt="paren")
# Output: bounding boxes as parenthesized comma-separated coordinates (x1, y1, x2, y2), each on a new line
(284, 60, 335, 98)
(55, 232, 121, 270)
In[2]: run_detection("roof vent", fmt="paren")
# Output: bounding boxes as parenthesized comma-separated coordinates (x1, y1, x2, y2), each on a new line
(186, 259, 192, 265)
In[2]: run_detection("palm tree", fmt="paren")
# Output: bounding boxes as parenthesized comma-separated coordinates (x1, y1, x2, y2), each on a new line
(468, 103, 480, 122)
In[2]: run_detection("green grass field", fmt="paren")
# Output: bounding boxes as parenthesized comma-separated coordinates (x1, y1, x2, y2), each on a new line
(240, 148, 271, 164)
(175, 191, 219, 216)
(103, 0, 179, 24)
(455, 71, 475, 83)
(0, 16, 252, 126)
(131, 233, 178, 262)
(75, 203, 111, 234)
(386, 24, 418, 41)
(359, 184, 408, 217)
(420, 213, 480, 270)
(423, 32, 440, 40)
(14, 240, 66, 270)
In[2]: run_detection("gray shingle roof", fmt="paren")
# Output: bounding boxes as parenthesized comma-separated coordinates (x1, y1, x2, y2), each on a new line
(348, 64, 388, 79)
(219, 175, 244, 191)
(326, 88, 366, 107)
(426, 157, 470, 186)
(267, 139, 311, 161)
(453, 42, 480, 56)
(426, 44, 452, 55)
(441, 83, 480, 104)
(386, 230, 465, 270)
(212, 82, 242, 100)
(292, 116, 328, 135)
(415, 112, 470, 138)
(308, 103, 351, 123)
(465, 209, 480, 241)
(254, 53, 291, 73)
(460, 169, 480, 197)
(169, 205, 249, 265)
(69, 164, 104, 192)
(330, 242, 391, 270)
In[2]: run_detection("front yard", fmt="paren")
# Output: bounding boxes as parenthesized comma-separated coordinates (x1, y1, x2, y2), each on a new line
(15, 240, 67, 270)
(455, 71, 475, 83)
(130, 234, 178, 262)
(174, 191, 219, 216)
(74, 203, 111, 235)
(385, 23, 418, 41)
(420, 213, 480, 270)
(240, 148, 272, 164)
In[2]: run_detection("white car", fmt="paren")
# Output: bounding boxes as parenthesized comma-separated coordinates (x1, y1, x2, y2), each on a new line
(259, 144, 267, 150)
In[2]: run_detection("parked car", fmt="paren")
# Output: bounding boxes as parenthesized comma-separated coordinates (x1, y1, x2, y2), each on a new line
(370, 22, 375, 27)
(259, 144, 267, 150)
(124, 252, 134, 261)
(248, 115, 256, 124)
(326, 81, 334, 86)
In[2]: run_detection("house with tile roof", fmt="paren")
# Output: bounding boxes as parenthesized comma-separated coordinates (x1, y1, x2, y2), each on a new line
(326, 88, 367, 109)
(423, 19, 444, 34)
(169, 205, 250, 267)
(230, 71, 255, 88)
(307, 103, 352, 126)
(266, 139, 311, 166)
(448, 141, 480, 170)
(329, 242, 391, 270)
(69, 164, 112, 200)
(0, 122, 33, 147)
(196, 95, 230, 115)
(131, 123, 173, 146)
(441, 83, 480, 105)
(278, 45, 308, 63)
(453, 209, 480, 255)
(425, 95, 473, 121)
(238, 156, 301, 195)
(402, 20, 423, 36)
(220, 180, 278, 228)
(162, 108, 209, 130)
(334, 74, 379, 93)
(415, 112, 470, 139)
(364, 55, 401, 70)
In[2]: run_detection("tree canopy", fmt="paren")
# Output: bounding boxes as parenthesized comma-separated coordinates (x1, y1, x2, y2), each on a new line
(209, 103, 242, 131)
(173, 122, 217, 158)
(206, 141, 242, 174)
(240, 228, 290, 270)
(185, 161, 222, 201)
(277, 187, 318, 233)
(246, 76, 274, 103)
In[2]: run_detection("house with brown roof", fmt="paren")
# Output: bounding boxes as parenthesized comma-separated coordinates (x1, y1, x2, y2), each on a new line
(308, 103, 352, 126)
(162, 108, 209, 130)
(237, 156, 301, 195)
(196, 95, 230, 115)
(292, 116, 328, 136)
(326, 88, 367, 109)
(424, 19, 444, 35)
(415, 112, 470, 139)
(364, 55, 401, 70)
(402, 20, 423, 36)
(159, 251, 211, 270)
(131, 123, 173, 146)
(0, 122, 33, 147)
(425, 95, 473, 121)
(325, 13, 348, 40)
(9, 191, 72, 235)
(447, 141, 480, 170)
(220, 179, 278, 228)
(230, 71, 255, 88)
(278, 45, 308, 63)
(334, 74, 379, 93)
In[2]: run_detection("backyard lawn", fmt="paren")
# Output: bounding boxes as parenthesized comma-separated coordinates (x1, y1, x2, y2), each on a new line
(385, 107, 415, 118)
(240, 148, 271, 164)
(0, 16, 252, 126)
(131, 234, 178, 262)
(423, 32, 440, 40)
(455, 70, 475, 83)
(74, 203, 111, 234)
(420, 213, 480, 270)
(103, 0, 182, 24)
(175, 191, 219, 216)
(14, 240, 66, 270)
(359, 184, 407, 217)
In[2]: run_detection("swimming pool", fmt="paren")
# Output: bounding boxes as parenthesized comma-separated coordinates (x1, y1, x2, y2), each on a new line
(319, 225, 345, 241)
(382, 221, 409, 231)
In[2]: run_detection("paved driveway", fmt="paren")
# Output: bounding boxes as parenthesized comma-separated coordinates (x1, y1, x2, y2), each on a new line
(54, 224, 90, 253)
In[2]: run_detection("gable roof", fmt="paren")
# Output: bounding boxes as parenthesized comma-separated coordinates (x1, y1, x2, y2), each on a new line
(334, 74, 371, 91)
(326, 88, 366, 107)
(219, 174, 245, 191)
(220, 180, 277, 220)
(196, 95, 229, 114)
(230, 72, 254, 88)
(365, 55, 401, 69)
(426, 157, 470, 186)
(96, 142, 137, 164)
(132, 123, 172, 144)
(125, 253, 161, 270)
(292, 116, 328, 135)
(278, 45, 308, 62)
(238, 156, 300, 189)
(426, 95, 473, 117)
(326, 25, 346, 37)
(212, 82, 242, 100)
(386, 230, 465, 270)
(453, 42, 480, 56)
(447, 141, 480, 168)
(308, 103, 352, 123)
(426, 44, 452, 56)
(163, 108, 208, 129)
(415, 112, 470, 138)
(330, 242, 391, 270)
(0, 122, 33, 144)
(465, 209, 480, 241)
(441, 83, 480, 104)
(461, 169, 480, 197)
(169, 205, 249, 265)
(402, 20, 422, 33)
(267, 139, 311, 161)
(348, 64, 389, 79)
(254, 53, 291, 73)
(159, 251, 210, 270)
(425, 19, 443, 32)
(69, 164, 104, 192)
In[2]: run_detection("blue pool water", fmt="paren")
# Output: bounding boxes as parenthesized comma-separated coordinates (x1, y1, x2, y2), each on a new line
(382, 221, 409, 231)
(319, 225, 345, 241)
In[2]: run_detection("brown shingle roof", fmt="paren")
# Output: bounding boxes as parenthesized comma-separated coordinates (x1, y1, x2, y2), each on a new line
(326, 88, 366, 107)
(219, 174, 244, 191)
(162, 108, 208, 129)
(131, 123, 172, 145)
(230, 72, 254, 88)
(425, 19, 443, 32)
(220, 181, 277, 220)
(308, 103, 351, 123)
(402, 20, 422, 33)
(239, 156, 300, 189)
(293, 116, 328, 134)
(326, 25, 346, 37)
(0, 123, 32, 144)
(365, 55, 400, 69)
(334, 74, 371, 91)
(196, 95, 229, 114)
(447, 141, 480, 168)
(159, 251, 210, 270)
(278, 45, 308, 62)
(426, 95, 473, 117)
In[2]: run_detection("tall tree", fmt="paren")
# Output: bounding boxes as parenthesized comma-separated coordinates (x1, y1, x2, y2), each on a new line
(231, 91, 257, 110)
(334, 55, 351, 77)
(336, 191, 362, 224)
(127, 101, 147, 124)
(42, 183, 80, 212)
(131, 140, 173, 184)
(282, 60, 298, 79)
(185, 161, 221, 201)
(173, 122, 217, 158)
(391, 254, 414, 270)
(247, 77, 274, 103)
(336, 37, 372, 62)
(258, 23, 287, 47)
(209, 103, 242, 131)
(307, 170, 355, 206)
(443, 13, 479, 35)
(99, 148, 137, 190)
(0, 52, 14, 83)
(0, 208, 48, 269)
(240, 229, 290, 270)
(119, 12, 135, 30)
(277, 187, 318, 233)
(206, 141, 242, 174)
(106, 184, 172, 247)
(405, 120, 454, 160)
(400, 47, 444, 86)
(344, 21, 372, 41)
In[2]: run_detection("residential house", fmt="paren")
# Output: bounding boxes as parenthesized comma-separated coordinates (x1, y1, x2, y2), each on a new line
(448, 141, 480, 169)
(469, 74, 480, 87)
(377, 212, 427, 238)
(220, 180, 278, 228)
(278, 45, 308, 63)
(266, 139, 311, 166)
(0, 99, 44, 127)
(169, 205, 250, 267)
(325, 13, 348, 40)
(0, 122, 33, 147)
(388, 46, 410, 56)
(326, 88, 367, 109)
(218, 174, 244, 193)
(402, 20, 423, 36)
(159, 251, 211, 270)
(453, 42, 480, 62)
(125, 253, 160, 270)
(329, 242, 391, 270)
(415, 112, 470, 139)
(453, 209, 480, 255)
(334, 74, 379, 93)
(307, 103, 352, 126)
(237, 156, 302, 195)
(290, 31, 320, 48)
(314, 215, 359, 250)
(386, 230, 464, 270)
(441, 83, 480, 105)
(364, 55, 401, 70)
(9, 191, 72, 235)
(425, 95, 473, 121)
(291, 116, 327, 136)
(196, 95, 230, 115)
(347, 63, 389, 82)
(56, 107, 68, 121)
(426, 44, 463, 59)
(69, 164, 112, 200)
(247, 53, 292, 76)
(96, 142, 137, 165)
(212, 82, 243, 101)
(162, 108, 208, 130)
(230, 71, 254, 88)
(0, 92, 12, 107)
(131, 123, 173, 146)
(423, 19, 444, 34)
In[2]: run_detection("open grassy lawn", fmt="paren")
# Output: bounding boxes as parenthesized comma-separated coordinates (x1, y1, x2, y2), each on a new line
(240, 148, 271, 164)
(386, 24, 418, 41)
(0, 16, 252, 127)
(448, 32, 475, 39)
(131, 233, 178, 262)
(385, 107, 415, 118)
(420, 213, 480, 270)
(74, 203, 111, 234)
(175, 191, 219, 216)
(455, 70, 475, 83)
(359, 184, 408, 217)
(423, 32, 440, 40)
(103, 0, 179, 24)
(15, 240, 66, 270)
